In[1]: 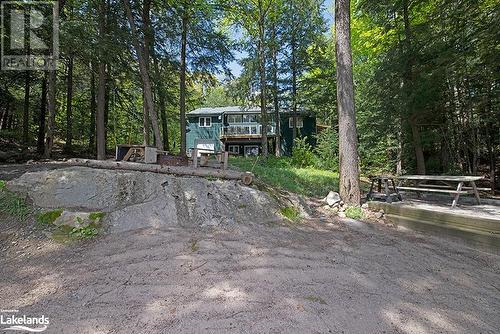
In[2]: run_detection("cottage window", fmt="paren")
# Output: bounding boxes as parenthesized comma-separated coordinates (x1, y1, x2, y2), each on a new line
(289, 117, 303, 129)
(199, 117, 212, 127)
(228, 145, 240, 154)
(227, 115, 243, 124)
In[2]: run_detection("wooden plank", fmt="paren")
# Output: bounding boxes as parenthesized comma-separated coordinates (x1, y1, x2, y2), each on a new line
(398, 175, 483, 182)
(452, 182, 464, 208)
(223, 151, 229, 170)
(471, 181, 481, 205)
(122, 148, 134, 161)
(396, 186, 468, 194)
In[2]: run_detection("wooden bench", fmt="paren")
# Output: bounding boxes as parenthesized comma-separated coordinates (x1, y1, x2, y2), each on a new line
(396, 175, 485, 208)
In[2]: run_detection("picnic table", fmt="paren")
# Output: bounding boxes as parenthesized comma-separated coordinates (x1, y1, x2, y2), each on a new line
(367, 175, 402, 203)
(396, 175, 486, 208)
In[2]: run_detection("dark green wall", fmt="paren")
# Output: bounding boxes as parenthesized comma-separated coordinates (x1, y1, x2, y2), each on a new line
(280, 114, 317, 156)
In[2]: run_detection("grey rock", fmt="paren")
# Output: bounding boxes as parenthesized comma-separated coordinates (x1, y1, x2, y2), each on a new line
(9, 166, 283, 233)
(325, 191, 341, 207)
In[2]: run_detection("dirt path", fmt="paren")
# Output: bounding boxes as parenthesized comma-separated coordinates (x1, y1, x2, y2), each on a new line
(1, 217, 499, 333)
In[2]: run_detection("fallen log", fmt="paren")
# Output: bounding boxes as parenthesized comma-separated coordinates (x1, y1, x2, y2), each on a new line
(65, 158, 254, 185)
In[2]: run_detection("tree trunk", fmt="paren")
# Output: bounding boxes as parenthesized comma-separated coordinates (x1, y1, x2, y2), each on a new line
(153, 52, 170, 151)
(23, 71, 30, 146)
(142, 0, 152, 146)
(65, 158, 254, 185)
(291, 33, 298, 143)
(258, 0, 268, 157)
(409, 117, 425, 174)
(271, 21, 281, 157)
(335, 0, 360, 206)
(89, 62, 96, 152)
(402, 0, 425, 174)
(96, 0, 107, 160)
(43, 1, 65, 158)
(123, 0, 163, 151)
(37, 74, 47, 154)
(179, 13, 188, 156)
(44, 69, 57, 158)
(65, 55, 74, 152)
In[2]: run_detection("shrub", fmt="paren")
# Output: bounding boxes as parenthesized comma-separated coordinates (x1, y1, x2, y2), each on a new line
(291, 137, 315, 168)
(69, 225, 99, 239)
(313, 128, 338, 170)
(37, 209, 63, 225)
(0, 184, 30, 220)
(280, 206, 300, 221)
(345, 206, 363, 220)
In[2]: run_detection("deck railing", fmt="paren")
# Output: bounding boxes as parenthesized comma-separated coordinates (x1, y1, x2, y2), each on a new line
(221, 124, 275, 137)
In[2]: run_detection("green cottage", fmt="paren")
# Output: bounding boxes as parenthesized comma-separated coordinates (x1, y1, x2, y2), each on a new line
(186, 106, 316, 156)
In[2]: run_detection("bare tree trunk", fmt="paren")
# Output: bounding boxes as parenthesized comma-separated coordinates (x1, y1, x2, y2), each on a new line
(89, 62, 96, 152)
(37, 74, 47, 154)
(291, 33, 298, 143)
(96, 0, 107, 160)
(409, 116, 425, 174)
(179, 13, 188, 156)
(43, 1, 66, 158)
(271, 21, 281, 157)
(23, 71, 30, 146)
(335, 0, 360, 205)
(153, 52, 170, 151)
(123, 0, 163, 151)
(258, 0, 268, 157)
(142, 0, 152, 146)
(44, 69, 57, 158)
(402, 0, 425, 174)
(65, 55, 74, 152)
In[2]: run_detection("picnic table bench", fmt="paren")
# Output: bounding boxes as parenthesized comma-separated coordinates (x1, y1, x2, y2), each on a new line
(367, 175, 402, 203)
(396, 175, 488, 208)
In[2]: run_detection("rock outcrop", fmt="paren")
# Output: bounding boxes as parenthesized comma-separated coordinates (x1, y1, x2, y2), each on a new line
(8, 167, 282, 232)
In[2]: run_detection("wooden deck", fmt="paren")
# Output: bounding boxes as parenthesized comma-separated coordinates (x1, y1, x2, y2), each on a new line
(368, 199, 500, 253)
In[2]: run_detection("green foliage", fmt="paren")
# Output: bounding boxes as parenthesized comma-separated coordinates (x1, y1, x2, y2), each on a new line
(291, 137, 315, 168)
(37, 209, 63, 225)
(344, 207, 363, 220)
(313, 129, 339, 170)
(230, 156, 339, 198)
(0, 187, 30, 220)
(69, 225, 99, 240)
(280, 206, 300, 221)
(89, 212, 105, 222)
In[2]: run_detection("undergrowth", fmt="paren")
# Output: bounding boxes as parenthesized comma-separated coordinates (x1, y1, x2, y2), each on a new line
(0, 180, 31, 220)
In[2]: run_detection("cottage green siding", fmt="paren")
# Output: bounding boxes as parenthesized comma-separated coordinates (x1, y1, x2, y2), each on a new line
(280, 114, 317, 156)
(186, 107, 317, 156)
(186, 115, 223, 152)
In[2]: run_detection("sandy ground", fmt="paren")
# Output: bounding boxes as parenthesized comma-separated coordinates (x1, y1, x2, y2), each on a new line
(1, 215, 499, 334)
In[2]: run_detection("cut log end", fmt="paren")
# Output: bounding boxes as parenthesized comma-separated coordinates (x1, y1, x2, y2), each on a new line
(241, 172, 253, 186)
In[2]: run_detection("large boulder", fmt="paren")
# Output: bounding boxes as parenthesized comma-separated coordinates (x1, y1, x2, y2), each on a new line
(8, 166, 282, 232)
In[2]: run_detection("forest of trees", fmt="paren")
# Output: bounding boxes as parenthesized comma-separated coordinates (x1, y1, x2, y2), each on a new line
(0, 0, 498, 190)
